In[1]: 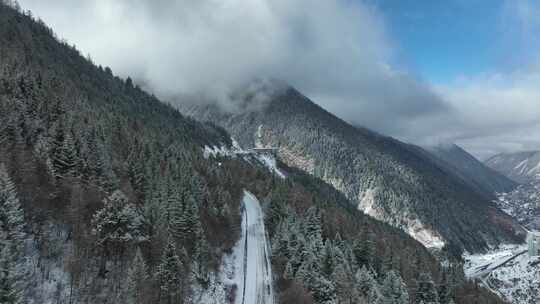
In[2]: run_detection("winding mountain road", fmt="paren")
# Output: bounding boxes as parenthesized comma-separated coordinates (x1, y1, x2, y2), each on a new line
(235, 190, 275, 304)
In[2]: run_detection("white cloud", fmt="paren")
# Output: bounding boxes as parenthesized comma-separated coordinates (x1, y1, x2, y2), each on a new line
(18, 0, 447, 137)
(17, 0, 540, 159)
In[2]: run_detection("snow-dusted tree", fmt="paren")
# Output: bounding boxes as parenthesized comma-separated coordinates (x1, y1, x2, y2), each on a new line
(355, 265, 381, 303)
(192, 223, 210, 284)
(156, 241, 183, 304)
(321, 240, 336, 277)
(284, 260, 295, 280)
(304, 207, 323, 242)
(311, 275, 337, 304)
(380, 270, 409, 304)
(0, 164, 26, 303)
(438, 269, 451, 304)
(353, 230, 376, 268)
(168, 193, 198, 243)
(332, 261, 355, 304)
(91, 190, 146, 258)
(126, 248, 149, 304)
(51, 129, 78, 179)
(127, 151, 147, 195)
(415, 272, 439, 304)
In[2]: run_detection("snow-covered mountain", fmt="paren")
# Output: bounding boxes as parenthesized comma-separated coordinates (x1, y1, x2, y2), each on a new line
(485, 151, 540, 183)
(423, 143, 517, 198)
(465, 244, 540, 304)
(182, 85, 524, 253)
(0, 2, 519, 303)
(495, 177, 540, 230)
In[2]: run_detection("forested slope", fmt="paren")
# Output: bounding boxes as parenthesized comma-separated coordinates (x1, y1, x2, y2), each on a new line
(0, 2, 507, 303)
(184, 84, 524, 253)
(423, 143, 517, 198)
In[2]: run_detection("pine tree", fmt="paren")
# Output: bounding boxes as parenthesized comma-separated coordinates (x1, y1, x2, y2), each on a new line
(0, 164, 26, 304)
(353, 227, 376, 268)
(312, 275, 337, 304)
(91, 190, 146, 257)
(380, 270, 409, 304)
(332, 261, 355, 304)
(169, 192, 198, 243)
(415, 272, 439, 304)
(355, 265, 380, 303)
(156, 241, 183, 304)
(51, 129, 78, 178)
(126, 248, 149, 304)
(438, 269, 451, 304)
(284, 260, 295, 280)
(304, 207, 322, 242)
(192, 223, 210, 284)
(265, 187, 287, 236)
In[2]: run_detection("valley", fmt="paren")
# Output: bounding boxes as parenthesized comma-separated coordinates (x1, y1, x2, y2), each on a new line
(2, 1, 540, 304)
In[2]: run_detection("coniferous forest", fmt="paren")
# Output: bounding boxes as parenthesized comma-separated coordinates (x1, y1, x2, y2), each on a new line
(0, 1, 510, 303)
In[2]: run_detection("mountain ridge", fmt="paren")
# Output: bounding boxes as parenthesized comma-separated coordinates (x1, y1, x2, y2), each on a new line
(182, 85, 525, 253)
(423, 143, 518, 198)
(485, 150, 540, 183)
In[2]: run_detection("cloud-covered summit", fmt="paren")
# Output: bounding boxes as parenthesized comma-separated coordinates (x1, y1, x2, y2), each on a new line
(18, 0, 540, 159)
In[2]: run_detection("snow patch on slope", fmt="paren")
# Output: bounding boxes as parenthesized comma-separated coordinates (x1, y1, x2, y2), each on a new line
(203, 145, 235, 158)
(203, 138, 285, 178)
(256, 153, 285, 179)
(356, 188, 445, 249)
(406, 219, 445, 249)
(357, 188, 378, 217)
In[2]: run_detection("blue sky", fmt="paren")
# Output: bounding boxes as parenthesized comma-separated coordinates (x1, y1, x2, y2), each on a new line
(374, 0, 515, 84)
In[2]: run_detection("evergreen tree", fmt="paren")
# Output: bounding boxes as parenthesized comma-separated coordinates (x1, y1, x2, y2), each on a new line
(332, 261, 355, 304)
(438, 269, 451, 304)
(192, 222, 210, 284)
(415, 272, 439, 304)
(91, 190, 146, 257)
(156, 241, 183, 304)
(353, 226, 376, 268)
(284, 260, 295, 280)
(169, 193, 198, 243)
(51, 128, 78, 178)
(355, 265, 380, 303)
(265, 186, 287, 236)
(0, 164, 26, 304)
(380, 270, 409, 304)
(304, 207, 322, 241)
(126, 248, 149, 304)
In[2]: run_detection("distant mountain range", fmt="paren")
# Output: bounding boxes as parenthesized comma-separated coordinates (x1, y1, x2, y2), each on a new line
(182, 84, 524, 252)
(423, 143, 518, 198)
(485, 151, 540, 183)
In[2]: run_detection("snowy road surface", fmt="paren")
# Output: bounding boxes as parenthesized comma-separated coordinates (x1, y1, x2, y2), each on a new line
(465, 245, 527, 279)
(234, 190, 275, 304)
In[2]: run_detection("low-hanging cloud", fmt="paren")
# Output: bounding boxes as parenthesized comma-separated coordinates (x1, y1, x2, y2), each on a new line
(17, 0, 540, 159)
(18, 0, 449, 138)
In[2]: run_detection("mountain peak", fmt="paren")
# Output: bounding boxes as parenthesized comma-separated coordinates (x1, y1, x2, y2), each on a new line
(186, 85, 524, 252)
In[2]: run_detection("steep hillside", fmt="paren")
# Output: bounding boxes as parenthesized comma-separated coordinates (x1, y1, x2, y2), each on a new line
(485, 151, 540, 183)
(496, 178, 540, 230)
(0, 3, 508, 304)
(423, 143, 517, 198)
(183, 84, 524, 252)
